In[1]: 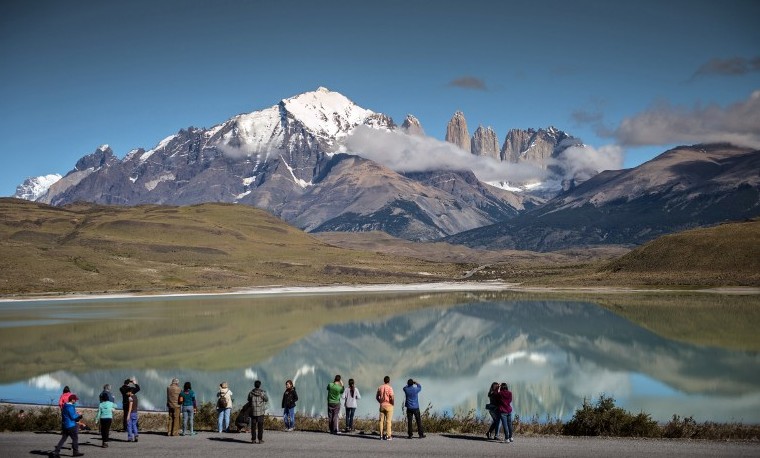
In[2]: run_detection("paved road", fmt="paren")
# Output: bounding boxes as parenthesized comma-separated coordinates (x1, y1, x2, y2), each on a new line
(2, 430, 758, 458)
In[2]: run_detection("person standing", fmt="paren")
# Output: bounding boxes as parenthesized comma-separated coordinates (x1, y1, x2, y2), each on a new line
(57, 386, 72, 410)
(95, 392, 115, 447)
(179, 381, 197, 436)
(166, 378, 181, 436)
(126, 386, 139, 442)
(99, 384, 115, 403)
(497, 382, 514, 443)
(217, 382, 233, 433)
(281, 379, 298, 431)
(341, 378, 361, 432)
(326, 375, 344, 434)
(53, 394, 84, 457)
(376, 375, 395, 440)
(119, 377, 140, 431)
(486, 382, 501, 440)
(248, 380, 269, 444)
(403, 378, 425, 439)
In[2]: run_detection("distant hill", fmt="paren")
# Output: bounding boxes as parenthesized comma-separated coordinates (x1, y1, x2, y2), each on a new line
(0, 198, 460, 295)
(447, 144, 760, 251)
(598, 218, 760, 286)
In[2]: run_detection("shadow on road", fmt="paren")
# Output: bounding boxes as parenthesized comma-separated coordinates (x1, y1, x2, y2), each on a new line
(441, 433, 494, 442)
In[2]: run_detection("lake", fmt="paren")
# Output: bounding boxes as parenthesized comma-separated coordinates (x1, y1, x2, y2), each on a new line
(1, 288, 759, 424)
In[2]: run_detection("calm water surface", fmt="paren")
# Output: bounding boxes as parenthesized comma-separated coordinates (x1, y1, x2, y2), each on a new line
(0, 291, 758, 423)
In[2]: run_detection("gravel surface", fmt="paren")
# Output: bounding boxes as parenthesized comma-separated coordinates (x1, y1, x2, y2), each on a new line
(2, 430, 758, 458)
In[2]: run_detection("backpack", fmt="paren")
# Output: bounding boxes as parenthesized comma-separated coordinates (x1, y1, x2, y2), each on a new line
(217, 391, 229, 409)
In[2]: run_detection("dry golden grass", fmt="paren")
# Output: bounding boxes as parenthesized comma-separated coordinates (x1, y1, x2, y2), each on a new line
(0, 198, 463, 296)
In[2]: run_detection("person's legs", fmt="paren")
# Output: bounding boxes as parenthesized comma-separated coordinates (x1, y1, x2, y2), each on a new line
(217, 408, 224, 433)
(499, 412, 509, 442)
(182, 406, 191, 434)
(488, 409, 500, 438)
(101, 418, 112, 444)
(172, 407, 181, 435)
(414, 408, 424, 437)
(54, 427, 72, 454)
(70, 425, 79, 453)
(346, 407, 355, 430)
(256, 415, 264, 441)
(289, 407, 296, 430)
(378, 409, 386, 439)
(328, 403, 340, 433)
(506, 412, 514, 440)
(189, 407, 195, 434)
(389, 406, 395, 438)
(406, 408, 413, 437)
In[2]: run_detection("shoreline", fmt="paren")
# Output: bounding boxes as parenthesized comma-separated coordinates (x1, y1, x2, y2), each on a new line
(1, 282, 759, 303)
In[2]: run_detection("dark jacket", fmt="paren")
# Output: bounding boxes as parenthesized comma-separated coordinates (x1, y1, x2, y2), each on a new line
(120, 383, 140, 409)
(282, 388, 298, 409)
(236, 401, 252, 427)
(248, 388, 269, 417)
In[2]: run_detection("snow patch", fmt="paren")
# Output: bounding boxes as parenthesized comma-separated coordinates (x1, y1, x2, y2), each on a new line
(144, 173, 175, 191)
(280, 156, 311, 188)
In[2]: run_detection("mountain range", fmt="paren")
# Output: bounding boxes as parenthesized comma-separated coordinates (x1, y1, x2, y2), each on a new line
(13, 88, 760, 250)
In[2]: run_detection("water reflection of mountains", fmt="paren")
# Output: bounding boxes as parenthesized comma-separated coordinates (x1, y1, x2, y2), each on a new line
(51, 300, 759, 421)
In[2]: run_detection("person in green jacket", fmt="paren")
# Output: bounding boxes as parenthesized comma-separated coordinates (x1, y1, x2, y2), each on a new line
(326, 375, 345, 434)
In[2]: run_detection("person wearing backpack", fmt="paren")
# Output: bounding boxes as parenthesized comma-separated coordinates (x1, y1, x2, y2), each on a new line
(216, 381, 233, 433)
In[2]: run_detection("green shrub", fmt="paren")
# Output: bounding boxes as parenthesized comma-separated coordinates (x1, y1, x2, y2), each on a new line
(563, 394, 659, 437)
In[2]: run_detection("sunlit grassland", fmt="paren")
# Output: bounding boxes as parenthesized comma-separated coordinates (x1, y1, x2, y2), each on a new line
(0, 199, 463, 295)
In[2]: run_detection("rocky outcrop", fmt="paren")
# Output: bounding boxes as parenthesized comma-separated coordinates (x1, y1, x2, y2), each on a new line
(471, 126, 500, 160)
(445, 111, 471, 153)
(500, 127, 573, 169)
(401, 114, 425, 136)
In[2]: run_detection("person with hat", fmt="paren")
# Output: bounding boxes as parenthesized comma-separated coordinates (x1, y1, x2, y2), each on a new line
(216, 381, 233, 433)
(53, 394, 84, 457)
(119, 377, 140, 431)
(166, 378, 181, 436)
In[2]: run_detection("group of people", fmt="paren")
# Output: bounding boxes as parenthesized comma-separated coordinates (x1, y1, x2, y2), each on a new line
(50, 375, 514, 454)
(486, 382, 514, 443)
(326, 374, 427, 440)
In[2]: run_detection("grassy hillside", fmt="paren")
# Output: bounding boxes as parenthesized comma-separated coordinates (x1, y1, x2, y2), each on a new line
(0, 198, 462, 295)
(597, 219, 760, 286)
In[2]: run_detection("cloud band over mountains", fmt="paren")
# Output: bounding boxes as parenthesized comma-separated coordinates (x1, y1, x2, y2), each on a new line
(343, 126, 624, 184)
(611, 90, 760, 149)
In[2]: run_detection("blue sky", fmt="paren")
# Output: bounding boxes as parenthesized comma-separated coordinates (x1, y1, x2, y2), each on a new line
(1, 0, 758, 197)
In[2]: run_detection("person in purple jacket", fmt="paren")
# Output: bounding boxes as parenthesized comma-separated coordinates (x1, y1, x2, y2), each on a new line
(402, 378, 425, 439)
(496, 382, 514, 443)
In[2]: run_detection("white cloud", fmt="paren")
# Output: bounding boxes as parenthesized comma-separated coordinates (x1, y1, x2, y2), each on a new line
(553, 144, 625, 181)
(612, 90, 760, 149)
(343, 126, 546, 183)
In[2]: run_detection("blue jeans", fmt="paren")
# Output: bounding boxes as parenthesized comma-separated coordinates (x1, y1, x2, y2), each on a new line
(345, 407, 356, 430)
(182, 405, 194, 434)
(283, 406, 295, 429)
(499, 412, 513, 440)
(217, 407, 231, 432)
(487, 407, 500, 437)
(127, 412, 139, 440)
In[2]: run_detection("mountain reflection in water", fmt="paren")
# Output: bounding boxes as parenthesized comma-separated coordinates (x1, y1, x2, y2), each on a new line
(1, 293, 758, 423)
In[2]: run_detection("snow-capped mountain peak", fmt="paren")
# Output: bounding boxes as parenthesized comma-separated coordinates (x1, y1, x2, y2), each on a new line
(13, 174, 62, 200)
(280, 87, 374, 139)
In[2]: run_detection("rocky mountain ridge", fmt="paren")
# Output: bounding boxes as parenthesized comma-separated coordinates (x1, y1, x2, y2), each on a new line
(447, 143, 760, 250)
(22, 88, 544, 241)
